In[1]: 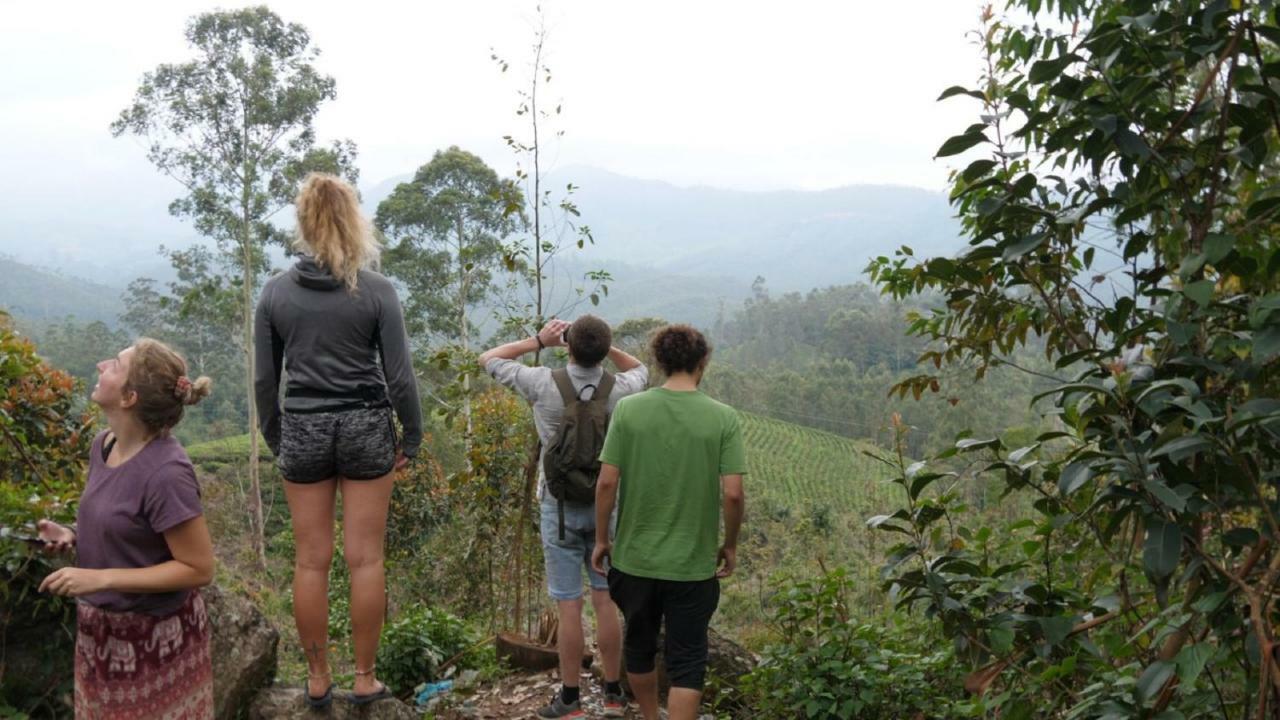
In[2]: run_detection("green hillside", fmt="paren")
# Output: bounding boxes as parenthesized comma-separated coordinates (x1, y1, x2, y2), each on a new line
(739, 411, 898, 510)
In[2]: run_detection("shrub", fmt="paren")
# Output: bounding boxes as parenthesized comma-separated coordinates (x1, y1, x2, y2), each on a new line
(0, 312, 95, 712)
(377, 604, 478, 695)
(741, 568, 963, 719)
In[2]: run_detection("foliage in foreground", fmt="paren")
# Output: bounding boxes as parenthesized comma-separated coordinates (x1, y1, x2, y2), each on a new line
(866, 1, 1280, 717)
(741, 568, 965, 719)
(0, 313, 93, 714)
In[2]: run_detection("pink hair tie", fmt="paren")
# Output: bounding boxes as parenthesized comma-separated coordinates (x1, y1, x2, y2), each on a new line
(174, 376, 192, 398)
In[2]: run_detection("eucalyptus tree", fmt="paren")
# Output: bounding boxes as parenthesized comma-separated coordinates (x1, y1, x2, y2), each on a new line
(111, 6, 357, 564)
(376, 146, 520, 444)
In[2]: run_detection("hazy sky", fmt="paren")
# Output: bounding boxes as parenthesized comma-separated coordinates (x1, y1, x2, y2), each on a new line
(1, 0, 986, 191)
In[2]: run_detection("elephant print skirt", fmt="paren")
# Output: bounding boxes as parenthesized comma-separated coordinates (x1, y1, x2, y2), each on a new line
(74, 590, 213, 719)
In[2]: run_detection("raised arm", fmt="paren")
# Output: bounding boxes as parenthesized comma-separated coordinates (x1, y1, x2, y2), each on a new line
(478, 319, 570, 367)
(607, 346, 643, 373)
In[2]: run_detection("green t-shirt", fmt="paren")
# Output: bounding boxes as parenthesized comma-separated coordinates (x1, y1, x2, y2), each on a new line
(599, 387, 748, 581)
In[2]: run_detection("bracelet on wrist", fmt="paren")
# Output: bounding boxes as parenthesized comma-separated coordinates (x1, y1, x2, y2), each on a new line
(535, 335, 545, 351)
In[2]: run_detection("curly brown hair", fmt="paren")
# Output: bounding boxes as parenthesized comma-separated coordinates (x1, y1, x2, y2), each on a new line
(651, 324, 711, 376)
(126, 339, 213, 435)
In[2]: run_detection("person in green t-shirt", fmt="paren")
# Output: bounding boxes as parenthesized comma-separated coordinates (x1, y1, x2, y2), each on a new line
(591, 324, 747, 720)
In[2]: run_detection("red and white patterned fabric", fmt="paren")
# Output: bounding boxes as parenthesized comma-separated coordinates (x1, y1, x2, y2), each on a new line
(74, 590, 213, 719)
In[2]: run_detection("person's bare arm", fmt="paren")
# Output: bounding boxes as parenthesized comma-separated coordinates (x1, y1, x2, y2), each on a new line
(717, 474, 745, 578)
(478, 319, 569, 366)
(590, 463, 622, 575)
(607, 346, 643, 372)
(40, 516, 215, 597)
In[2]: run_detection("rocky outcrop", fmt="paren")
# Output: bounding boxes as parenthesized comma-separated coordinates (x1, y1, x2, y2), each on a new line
(206, 584, 280, 719)
(249, 688, 420, 719)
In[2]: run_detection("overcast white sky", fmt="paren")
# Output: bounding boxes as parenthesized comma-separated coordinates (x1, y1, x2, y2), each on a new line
(1, 0, 986, 197)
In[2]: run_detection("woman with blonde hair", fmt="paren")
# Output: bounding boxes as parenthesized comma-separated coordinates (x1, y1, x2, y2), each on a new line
(37, 339, 216, 719)
(254, 172, 422, 706)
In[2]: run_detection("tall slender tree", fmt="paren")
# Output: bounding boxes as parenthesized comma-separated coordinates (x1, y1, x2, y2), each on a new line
(490, 7, 612, 634)
(376, 146, 520, 447)
(111, 6, 357, 564)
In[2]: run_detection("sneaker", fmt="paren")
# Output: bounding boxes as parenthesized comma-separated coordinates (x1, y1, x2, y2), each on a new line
(535, 694, 584, 719)
(602, 690, 627, 718)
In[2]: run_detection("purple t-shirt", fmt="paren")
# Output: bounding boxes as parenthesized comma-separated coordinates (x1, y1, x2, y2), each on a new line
(76, 431, 204, 615)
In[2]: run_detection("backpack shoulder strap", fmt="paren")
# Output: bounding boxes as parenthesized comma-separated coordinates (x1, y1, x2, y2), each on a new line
(550, 368, 579, 406)
(591, 371, 616, 406)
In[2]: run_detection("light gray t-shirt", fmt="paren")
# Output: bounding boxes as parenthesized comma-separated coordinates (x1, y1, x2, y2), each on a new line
(486, 358, 649, 498)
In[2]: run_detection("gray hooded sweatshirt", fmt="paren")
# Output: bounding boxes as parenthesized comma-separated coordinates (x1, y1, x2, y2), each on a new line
(254, 256, 423, 457)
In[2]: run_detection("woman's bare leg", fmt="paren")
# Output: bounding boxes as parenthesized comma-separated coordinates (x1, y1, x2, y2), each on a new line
(283, 478, 338, 696)
(341, 471, 395, 695)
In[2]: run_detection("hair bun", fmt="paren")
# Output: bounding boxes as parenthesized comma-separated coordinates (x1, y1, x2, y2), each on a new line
(184, 376, 214, 406)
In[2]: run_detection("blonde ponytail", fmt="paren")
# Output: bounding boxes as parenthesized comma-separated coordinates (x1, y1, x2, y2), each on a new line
(294, 173, 380, 291)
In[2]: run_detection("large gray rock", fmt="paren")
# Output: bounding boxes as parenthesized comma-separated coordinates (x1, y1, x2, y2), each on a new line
(206, 584, 280, 719)
(249, 688, 420, 719)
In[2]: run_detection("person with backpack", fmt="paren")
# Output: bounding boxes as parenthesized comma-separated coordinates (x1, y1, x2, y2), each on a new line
(479, 315, 648, 719)
(590, 324, 747, 720)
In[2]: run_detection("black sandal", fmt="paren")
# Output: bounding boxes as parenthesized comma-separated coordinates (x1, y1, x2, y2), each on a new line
(349, 666, 392, 706)
(305, 672, 334, 709)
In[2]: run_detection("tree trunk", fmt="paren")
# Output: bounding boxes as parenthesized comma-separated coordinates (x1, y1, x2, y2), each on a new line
(242, 195, 266, 569)
(459, 219, 474, 465)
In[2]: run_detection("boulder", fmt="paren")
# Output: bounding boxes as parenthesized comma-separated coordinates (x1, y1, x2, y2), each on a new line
(205, 584, 280, 719)
(249, 687, 420, 719)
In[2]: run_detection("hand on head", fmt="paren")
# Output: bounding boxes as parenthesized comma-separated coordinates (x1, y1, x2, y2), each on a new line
(538, 319, 571, 349)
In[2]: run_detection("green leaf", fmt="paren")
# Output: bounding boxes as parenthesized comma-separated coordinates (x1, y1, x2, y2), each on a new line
(935, 132, 988, 158)
(1003, 233, 1047, 261)
(1038, 615, 1074, 646)
(1175, 643, 1212, 687)
(962, 159, 998, 182)
(1143, 520, 1181, 579)
(1114, 128, 1150, 159)
(1204, 234, 1235, 264)
(1183, 280, 1215, 307)
(1143, 480, 1186, 513)
(956, 437, 1001, 451)
(1136, 660, 1176, 703)
(1254, 326, 1280, 363)
(1151, 435, 1211, 461)
(1059, 461, 1093, 496)
(937, 85, 986, 102)
(1247, 196, 1280, 222)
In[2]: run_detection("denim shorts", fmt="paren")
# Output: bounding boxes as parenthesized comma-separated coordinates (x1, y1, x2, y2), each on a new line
(539, 494, 613, 601)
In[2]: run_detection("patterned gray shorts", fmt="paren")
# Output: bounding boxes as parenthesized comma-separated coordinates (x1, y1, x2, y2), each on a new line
(278, 405, 397, 483)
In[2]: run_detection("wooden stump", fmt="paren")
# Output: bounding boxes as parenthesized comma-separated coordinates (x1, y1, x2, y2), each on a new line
(495, 632, 594, 672)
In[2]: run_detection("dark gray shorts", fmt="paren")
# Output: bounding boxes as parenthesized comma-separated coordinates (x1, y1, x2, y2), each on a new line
(278, 406, 397, 483)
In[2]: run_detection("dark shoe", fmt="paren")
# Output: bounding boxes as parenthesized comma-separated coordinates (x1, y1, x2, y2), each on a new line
(305, 681, 334, 709)
(349, 681, 393, 706)
(602, 689, 627, 718)
(535, 693, 584, 719)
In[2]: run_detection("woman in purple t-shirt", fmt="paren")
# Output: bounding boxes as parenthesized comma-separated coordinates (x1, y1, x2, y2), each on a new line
(36, 338, 215, 720)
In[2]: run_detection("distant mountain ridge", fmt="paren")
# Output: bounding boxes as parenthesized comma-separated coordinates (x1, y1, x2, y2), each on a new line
(1, 167, 963, 328)
(0, 256, 123, 326)
(364, 166, 962, 292)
